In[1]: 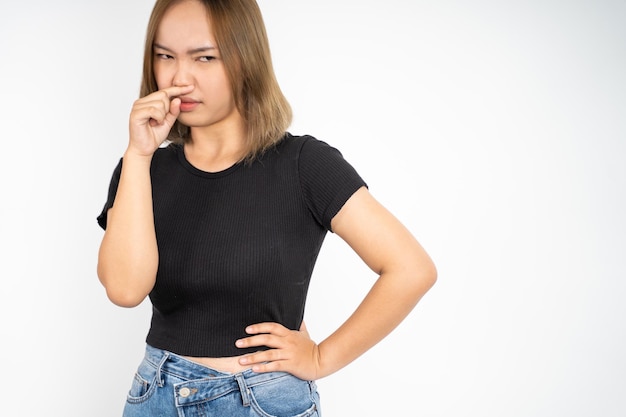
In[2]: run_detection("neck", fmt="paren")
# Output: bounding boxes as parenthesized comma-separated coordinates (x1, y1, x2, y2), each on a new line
(186, 123, 247, 172)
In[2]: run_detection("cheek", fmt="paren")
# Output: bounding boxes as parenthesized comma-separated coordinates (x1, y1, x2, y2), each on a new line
(210, 81, 231, 99)
(153, 63, 172, 89)
(209, 74, 235, 102)
(202, 66, 232, 96)
(154, 73, 168, 90)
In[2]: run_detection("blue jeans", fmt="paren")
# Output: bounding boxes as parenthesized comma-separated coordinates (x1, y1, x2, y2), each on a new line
(122, 345, 321, 417)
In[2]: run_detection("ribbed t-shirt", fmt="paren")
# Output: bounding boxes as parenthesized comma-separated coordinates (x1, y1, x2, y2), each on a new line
(97, 133, 367, 357)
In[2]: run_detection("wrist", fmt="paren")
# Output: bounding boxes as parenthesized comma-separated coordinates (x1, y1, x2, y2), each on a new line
(123, 148, 155, 164)
(315, 341, 342, 379)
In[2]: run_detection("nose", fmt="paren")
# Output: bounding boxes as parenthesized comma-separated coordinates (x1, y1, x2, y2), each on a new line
(172, 60, 193, 87)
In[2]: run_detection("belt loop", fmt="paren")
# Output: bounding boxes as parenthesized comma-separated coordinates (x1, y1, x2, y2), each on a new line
(156, 352, 170, 387)
(234, 373, 251, 407)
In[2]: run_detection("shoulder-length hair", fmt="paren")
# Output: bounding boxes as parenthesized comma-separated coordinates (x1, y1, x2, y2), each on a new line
(140, 0, 292, 162)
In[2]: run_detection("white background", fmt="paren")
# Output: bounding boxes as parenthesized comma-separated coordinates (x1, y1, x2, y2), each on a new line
(1, 0, 625, 416)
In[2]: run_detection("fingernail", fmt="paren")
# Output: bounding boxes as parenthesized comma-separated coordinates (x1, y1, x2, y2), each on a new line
(235, 340, 244, 347)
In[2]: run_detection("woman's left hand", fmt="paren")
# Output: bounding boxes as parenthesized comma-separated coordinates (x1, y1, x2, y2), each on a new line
(236, 322, 323, 380)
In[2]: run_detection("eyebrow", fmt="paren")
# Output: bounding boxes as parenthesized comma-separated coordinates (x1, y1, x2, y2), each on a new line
(153, 43, 217, 54)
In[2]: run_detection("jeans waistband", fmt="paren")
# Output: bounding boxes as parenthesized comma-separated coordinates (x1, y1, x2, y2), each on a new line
(143, 344, 293, 407)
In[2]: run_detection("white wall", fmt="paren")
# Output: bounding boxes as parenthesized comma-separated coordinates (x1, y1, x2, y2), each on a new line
(1, 0, 624, 415)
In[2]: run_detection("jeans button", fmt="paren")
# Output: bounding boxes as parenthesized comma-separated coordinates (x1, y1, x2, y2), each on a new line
(180, 387, 191, 398)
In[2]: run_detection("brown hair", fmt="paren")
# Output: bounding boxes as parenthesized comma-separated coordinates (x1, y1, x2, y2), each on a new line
(140, 0, 292, 162)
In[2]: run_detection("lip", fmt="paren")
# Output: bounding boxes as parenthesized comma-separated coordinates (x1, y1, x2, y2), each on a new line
(179, 98, 200, 112)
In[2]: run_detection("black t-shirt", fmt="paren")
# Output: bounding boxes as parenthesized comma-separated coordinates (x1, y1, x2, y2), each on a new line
(98, 134, 366, 357)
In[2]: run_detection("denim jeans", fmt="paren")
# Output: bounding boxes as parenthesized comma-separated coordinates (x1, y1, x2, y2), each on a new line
(122, 345, 321, 417)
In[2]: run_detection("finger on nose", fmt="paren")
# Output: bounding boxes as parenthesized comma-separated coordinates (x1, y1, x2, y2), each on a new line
(165, 85, 193, 99)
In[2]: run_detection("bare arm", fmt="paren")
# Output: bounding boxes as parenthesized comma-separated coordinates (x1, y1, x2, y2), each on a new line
(97, 85, 194, 307)
(315, 186, 437, 375)
(237, 186, 437, 379)
(97, 152, 158, 307)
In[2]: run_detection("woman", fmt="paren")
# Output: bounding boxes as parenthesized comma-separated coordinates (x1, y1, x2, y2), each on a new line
(97, 0, 436, 415)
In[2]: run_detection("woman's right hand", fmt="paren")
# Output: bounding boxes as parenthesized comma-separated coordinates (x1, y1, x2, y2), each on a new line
(128, 85, 195, 156)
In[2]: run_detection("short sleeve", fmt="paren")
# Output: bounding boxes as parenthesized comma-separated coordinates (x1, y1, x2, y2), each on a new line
(96, 158, 123, 230)
(298, 137, 367, 232)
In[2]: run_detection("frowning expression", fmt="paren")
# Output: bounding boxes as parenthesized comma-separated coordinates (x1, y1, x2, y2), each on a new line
(153, 0, 242, 134)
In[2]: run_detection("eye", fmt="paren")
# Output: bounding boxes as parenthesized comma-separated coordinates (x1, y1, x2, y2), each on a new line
(198, 56, 216, 63)
(155, 53, 173, 60)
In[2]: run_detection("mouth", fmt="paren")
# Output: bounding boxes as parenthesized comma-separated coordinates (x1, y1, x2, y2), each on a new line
(179, 98, 200, 112)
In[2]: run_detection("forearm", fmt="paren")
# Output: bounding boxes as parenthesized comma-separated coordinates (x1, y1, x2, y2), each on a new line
(97, 151, 158, 307)
(316, 265, 436, 378)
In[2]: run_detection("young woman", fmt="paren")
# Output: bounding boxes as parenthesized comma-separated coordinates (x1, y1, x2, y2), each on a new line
(97, 0, 436, 415)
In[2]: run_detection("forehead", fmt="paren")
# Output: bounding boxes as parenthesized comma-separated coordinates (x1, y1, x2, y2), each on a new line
(155, 0, 216, 47)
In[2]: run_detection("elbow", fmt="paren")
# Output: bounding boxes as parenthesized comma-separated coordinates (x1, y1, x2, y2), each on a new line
(424, 261, 438, 289)
(408, 257, 437, 297)
(97, 263, 151, 308)
(105, 287, 147, 308)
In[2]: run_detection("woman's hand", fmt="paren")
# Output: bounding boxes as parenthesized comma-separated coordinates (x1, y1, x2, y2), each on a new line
(128, 85, 194, 156)
(236, 322, 323, 381)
